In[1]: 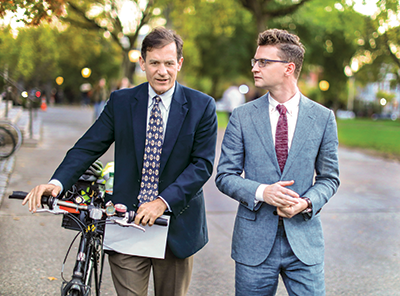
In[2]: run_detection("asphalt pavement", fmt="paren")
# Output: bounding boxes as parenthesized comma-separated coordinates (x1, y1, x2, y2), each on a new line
(0, 106, 400, 295)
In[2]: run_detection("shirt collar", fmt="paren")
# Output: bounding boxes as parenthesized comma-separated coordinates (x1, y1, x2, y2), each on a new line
(268, 90, 300, 116)
(148, 83, 175, 110)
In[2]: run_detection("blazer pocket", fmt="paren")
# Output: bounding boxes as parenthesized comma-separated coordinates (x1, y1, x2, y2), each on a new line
(237, 206, 256, 221)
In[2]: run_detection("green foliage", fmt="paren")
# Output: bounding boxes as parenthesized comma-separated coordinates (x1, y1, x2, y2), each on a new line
(272, 0, 367, 109)
(0, 0, 65, 25)
(162, 0, 257, 97)
(0, 23, 121, 103)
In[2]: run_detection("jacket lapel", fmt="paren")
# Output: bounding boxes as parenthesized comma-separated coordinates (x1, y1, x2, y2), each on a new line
(251, 94, 281, 173)
(160, 82, 188, 175)
(131, 84, 149, 174)
(282, 95, 315, 175)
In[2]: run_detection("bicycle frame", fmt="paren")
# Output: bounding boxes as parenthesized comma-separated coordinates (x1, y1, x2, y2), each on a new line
(60, 208, 106, 296)
(61, 224, 104, 296)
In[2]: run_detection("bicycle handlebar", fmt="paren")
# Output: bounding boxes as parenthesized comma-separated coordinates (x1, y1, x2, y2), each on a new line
(9, 191, 168, 227)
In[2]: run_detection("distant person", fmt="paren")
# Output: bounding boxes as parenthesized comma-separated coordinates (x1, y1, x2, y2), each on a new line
(118, 77, 132, 89)
(222, 85, 245, 117)
(80, 83, 92, 106)
(215, 28, 340, 295)
(23, 27, 217, 296)
(91, 78, 108, 120)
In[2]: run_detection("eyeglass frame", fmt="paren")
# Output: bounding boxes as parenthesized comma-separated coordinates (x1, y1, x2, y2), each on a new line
(251, 58, 290, 68)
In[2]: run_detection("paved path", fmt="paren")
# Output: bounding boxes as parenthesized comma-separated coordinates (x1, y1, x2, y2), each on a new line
(0, 106, 400, 295)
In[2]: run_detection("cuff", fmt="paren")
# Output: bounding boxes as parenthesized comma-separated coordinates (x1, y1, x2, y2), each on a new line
(49, 179, 63, 195)
(157, 196, 171, 212)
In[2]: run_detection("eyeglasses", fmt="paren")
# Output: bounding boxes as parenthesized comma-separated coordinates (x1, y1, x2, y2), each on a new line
(251, 58, 289, 68)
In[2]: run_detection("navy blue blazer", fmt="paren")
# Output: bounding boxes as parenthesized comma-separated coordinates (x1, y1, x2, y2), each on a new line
(52, 82, 218, 258)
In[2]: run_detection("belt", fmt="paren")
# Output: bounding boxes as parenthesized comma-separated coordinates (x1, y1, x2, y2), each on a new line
(278, 217, 284, 226)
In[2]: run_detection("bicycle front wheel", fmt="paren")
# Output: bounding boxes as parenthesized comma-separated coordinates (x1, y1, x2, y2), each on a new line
(0, 121, 22, 159)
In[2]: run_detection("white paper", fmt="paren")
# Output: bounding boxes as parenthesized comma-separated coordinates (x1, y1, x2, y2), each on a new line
(103, 215, 170, 259)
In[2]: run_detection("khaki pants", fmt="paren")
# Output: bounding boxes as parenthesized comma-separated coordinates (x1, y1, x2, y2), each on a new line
(108, 247, 194, 296)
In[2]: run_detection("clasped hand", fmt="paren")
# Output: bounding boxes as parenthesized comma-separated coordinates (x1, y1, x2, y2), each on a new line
(263, 180, 307, 219)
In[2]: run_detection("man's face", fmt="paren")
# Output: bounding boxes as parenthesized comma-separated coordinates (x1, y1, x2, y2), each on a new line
(139, 42, 183, 95)
(252, 45, 288, 90)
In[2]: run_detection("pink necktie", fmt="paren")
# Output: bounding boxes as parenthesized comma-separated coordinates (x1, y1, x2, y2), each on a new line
(275, 104, 288, 172)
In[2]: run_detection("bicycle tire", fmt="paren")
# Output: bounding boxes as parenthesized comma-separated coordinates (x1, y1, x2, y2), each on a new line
(0, 121, 22, 159)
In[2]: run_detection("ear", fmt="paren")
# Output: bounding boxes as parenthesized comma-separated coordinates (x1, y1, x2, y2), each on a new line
(285, 62, 296, 77)
(139, 56, 146, 71)
(177, 57, 184, 71)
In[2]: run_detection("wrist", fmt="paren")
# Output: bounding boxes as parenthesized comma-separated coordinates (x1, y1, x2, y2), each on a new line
(301, 197, 312, 220)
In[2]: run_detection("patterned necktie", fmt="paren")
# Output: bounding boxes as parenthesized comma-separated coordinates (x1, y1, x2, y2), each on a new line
(137, 96, 164, 204)
(275, 104, 288, 172)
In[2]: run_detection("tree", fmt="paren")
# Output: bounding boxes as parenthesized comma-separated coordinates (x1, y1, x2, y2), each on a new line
(353, 0, 400, 86)
(1, 0, 162, 84)
(159, 0, 257, 98)
(0, 0, 66, 25)
(238, 0, 313, 32)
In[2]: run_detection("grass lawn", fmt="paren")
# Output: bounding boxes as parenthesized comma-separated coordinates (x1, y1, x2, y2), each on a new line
(337, 118, 400, 158)
(217, 111, 229, 129)
(218, 112, 400, 158)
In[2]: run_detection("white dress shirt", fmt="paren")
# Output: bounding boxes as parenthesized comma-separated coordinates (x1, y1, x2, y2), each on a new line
(255, 91, 301, 202)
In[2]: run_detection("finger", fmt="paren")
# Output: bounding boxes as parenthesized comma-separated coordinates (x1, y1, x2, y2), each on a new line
(277, 194, 298, 206)
(134, 210, 144, 225)
(277, 180, 295, 187)
(52, 187, 61, 197)
(283, 189, 299, 199)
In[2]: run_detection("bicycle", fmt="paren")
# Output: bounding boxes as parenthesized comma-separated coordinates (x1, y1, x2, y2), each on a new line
(9, 169, 167, 295)
(0, 120, 22, 159)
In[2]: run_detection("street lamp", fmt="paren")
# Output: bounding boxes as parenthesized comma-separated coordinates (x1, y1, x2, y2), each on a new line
(81, 68, 92, 78)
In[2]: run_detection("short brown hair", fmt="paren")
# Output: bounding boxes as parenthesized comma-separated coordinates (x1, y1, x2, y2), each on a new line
(141, 27, 183, 61)
(257, 29, 305, 79)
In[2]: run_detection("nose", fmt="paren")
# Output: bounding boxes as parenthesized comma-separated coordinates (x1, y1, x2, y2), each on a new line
(157, 63, 168, 75)
(251, 63, 259, 73)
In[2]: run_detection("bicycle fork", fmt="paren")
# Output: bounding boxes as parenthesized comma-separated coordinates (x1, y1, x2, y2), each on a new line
(62, 234, 97, 296)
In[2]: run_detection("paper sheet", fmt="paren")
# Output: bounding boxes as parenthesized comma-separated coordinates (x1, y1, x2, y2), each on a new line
(103, 215, 170, 259)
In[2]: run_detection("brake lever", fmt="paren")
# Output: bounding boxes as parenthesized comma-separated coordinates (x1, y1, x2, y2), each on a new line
(112, 217, 146, 232)
(35, 208, 68, 215)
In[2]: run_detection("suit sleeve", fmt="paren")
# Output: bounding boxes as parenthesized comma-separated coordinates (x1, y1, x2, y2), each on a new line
(302, 110, 340, 218)
(215, 108, 261, 211)
(160, 98, 218, 216)
(51, 93, 116, 192)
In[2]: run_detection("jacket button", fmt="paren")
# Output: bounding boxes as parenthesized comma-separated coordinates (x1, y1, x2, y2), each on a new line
(273, 211, 278, 215)
(240, 200, 248, 206)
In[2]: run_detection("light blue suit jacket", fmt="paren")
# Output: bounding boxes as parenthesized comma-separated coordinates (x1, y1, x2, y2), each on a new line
(215, 93, 340, 266)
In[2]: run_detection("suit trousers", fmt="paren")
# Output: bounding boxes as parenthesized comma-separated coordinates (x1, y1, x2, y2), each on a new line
(108, 246, 194, 296)
(235, 225, 325, 296)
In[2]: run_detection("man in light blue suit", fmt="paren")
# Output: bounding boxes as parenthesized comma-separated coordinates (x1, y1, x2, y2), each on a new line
(215, 29, 340, 295)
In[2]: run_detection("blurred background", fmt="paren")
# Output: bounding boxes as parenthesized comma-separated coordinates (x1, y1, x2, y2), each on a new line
(0, 0, 399, 158)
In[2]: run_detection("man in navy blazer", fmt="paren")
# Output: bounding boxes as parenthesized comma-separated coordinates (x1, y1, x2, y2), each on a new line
(215, 29, 339, 295)
(24, 27, 217, 295)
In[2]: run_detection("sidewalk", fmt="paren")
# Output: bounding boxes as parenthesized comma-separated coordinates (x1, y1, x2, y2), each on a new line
(0, 106, 42, 206)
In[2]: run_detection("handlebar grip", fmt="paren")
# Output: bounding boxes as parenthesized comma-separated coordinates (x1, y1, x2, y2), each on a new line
(9, 191, 28, 200)
(127, 211, 168, 226)
(154, 217, 168, 226)
(9, 191, 53, 208)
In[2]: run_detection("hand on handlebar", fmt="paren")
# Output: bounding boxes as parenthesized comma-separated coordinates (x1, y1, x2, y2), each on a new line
(22, 184, 61, 213)
(135, 198, 168, 227)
